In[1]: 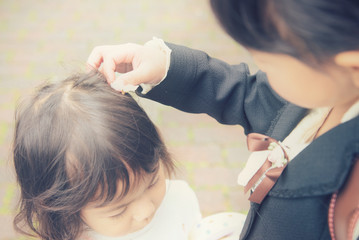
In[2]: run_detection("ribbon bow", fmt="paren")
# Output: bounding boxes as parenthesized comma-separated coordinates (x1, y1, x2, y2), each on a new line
(244, 133, 290, 204)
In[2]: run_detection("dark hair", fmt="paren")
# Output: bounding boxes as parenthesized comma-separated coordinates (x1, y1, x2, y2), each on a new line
(13, 72, 174, 240)
(210, 0, 359, 64)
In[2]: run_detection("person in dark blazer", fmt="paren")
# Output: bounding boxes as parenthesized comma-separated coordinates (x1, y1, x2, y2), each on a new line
(87, 0, 359, 239)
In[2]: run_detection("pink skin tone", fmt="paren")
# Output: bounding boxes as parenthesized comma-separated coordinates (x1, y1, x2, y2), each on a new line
(249, 50, 359, 138)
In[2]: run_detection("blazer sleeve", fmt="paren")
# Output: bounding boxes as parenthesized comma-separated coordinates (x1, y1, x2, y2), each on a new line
(138, 43, 288, 135)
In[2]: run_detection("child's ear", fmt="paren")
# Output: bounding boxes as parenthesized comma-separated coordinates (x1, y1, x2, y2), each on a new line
(334, 50, 359, 88)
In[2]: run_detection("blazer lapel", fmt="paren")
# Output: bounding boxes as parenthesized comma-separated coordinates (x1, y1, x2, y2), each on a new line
(266, 103, 308, 141)
(240, 107, 359, 240)
(270, 114, 359, 197)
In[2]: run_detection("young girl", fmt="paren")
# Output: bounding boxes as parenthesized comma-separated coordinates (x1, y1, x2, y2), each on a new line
(12, 72, 201, 240)
(86, 0, 359, 239)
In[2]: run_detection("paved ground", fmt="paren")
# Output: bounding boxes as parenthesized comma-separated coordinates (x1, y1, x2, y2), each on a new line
(0, 1, 257, 239)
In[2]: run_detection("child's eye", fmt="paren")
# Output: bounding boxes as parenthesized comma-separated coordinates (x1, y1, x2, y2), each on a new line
(110, 207, 127, 219)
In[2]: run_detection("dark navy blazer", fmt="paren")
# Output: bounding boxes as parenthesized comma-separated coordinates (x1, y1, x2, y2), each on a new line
(138, 43, 359, 240)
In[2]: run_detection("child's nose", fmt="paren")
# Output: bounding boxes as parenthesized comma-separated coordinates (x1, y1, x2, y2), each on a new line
(132, 198, 156, 222)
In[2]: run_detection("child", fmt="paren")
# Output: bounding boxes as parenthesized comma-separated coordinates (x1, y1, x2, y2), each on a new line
(12, 72, 201, 240)
(86, 0, 359, 239)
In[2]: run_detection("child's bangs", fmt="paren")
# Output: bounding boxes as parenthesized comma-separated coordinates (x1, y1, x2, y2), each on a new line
(94, 162, 161, 209)
(65, 145, 160, 209)
(64, 151, 126, 208)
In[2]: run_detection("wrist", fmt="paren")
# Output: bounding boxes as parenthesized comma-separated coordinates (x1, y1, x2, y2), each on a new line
(140, 37, 172, 94)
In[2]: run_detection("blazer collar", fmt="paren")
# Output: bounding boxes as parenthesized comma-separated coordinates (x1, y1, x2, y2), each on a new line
(267, 103, 308, 141)
(269, 114, 359, 198)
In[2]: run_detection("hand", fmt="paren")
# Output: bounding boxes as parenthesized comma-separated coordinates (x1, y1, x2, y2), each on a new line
(87, 43, 168, 86)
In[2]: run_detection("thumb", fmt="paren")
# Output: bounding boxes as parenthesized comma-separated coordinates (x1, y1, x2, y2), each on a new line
(109, 71, 145, 93)
(110, 77, 138, 92)
(116, 68, 153, 86)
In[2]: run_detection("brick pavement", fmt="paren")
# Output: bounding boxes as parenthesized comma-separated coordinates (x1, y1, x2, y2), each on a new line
(0, 1, 256, 239)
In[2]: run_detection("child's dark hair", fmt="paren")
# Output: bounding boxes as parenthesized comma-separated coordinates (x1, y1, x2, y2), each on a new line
(210, 0, 359, 64)
(13, 72, 174, 240)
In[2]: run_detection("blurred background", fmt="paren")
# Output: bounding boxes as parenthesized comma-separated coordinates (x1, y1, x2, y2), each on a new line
(0, 0, 257, 239)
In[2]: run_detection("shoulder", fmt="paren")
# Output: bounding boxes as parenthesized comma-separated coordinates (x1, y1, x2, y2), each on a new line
(164, 180, 201, 214)
(166, 179, 197, 200)
(157, 180, 201, 227)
